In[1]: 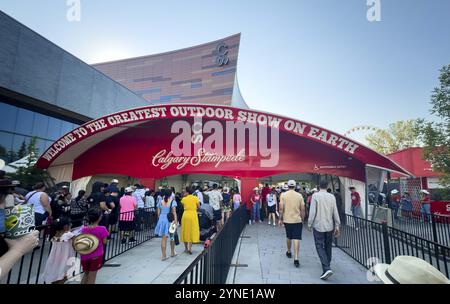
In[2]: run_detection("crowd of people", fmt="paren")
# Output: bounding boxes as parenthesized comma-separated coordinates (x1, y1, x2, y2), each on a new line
(0, 173, 247, 284)
(1, 170, 443, 284)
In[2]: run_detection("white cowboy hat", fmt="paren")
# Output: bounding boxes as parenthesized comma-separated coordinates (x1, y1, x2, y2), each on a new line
(253, 187, 259, 191)
(311, 189, 318, 193)
(111, 179, 119, 183)
(391, 189, 399, 194)
(287, 180, 296, 187)
(282, 184, 289, 191)
(374, 256, 450, 284)
(420, 189, 430, 195)
(72, 234, 100, 255)
(125, 186, 133, 193)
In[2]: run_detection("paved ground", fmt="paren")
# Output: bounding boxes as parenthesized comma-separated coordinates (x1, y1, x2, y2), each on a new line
(227, 221, 379, 284)
(67, 236, 204, 284)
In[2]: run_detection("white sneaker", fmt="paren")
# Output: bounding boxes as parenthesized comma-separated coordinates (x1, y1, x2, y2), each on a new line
(273, 223, 276, 227)
(320, 270, 333, 280)
(249, 220, 252, 225)
(268, 221, 271, 225)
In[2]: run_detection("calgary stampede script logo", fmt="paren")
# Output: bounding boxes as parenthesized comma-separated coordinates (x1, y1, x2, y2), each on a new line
(215, 42, 229, 66)
(151, 115, 280, 170)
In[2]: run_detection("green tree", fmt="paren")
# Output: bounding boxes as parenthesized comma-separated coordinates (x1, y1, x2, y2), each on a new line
(10, 137, 53, 189)
(365, 120, 421, 155)
(0, 144, 6, 159)
(417, 65, 450, 186)
(16, 140, 27, 159)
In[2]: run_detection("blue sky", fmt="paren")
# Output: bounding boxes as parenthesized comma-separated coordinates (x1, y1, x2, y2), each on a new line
(1, 0, 449, 144)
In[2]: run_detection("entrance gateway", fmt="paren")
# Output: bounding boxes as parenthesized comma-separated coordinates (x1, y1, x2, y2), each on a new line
(36, 103, 411, 219)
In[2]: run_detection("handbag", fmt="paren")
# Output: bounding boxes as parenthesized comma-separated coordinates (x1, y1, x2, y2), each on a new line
(167, 200, 175, 222)
(174, 230, 180, 245)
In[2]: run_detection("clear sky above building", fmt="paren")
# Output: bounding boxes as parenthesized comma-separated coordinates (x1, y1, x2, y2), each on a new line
(1, 0, 449, 144)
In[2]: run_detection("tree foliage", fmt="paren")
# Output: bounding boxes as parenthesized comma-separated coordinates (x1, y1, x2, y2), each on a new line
(365, 120, 421, 155)
(9, 137, 52, 189)
(417, 65, 450, 186)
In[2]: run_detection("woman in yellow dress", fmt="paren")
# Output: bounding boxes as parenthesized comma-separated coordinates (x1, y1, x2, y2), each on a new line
(181, 187, 200, 254)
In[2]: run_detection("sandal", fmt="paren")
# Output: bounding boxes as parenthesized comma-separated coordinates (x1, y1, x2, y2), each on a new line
(171, 253, 178, 257)
(161, 256, 169, 261)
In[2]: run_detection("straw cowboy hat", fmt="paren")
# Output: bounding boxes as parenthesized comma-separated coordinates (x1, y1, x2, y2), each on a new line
(420, 189, 430, 195)
(72, 234, 100, 255)
(374, 256, 450, 284)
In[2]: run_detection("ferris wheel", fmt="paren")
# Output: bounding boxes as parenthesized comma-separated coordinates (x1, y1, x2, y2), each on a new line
(344, 125, 381, 139)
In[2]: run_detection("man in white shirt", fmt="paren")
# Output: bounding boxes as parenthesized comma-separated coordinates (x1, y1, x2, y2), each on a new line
(208, 184, 223, 231)
(133, 184, 146, 231)
(194, 186, 204, 205)
(307, 180, 341, 280)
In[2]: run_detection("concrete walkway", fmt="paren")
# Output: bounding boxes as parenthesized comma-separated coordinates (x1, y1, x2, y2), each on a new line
(68, 237, 203, 284)
(227, 221, 379, 284)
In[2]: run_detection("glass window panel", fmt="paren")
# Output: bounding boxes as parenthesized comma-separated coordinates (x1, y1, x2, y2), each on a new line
(46, 117, 63, 140)
(36, 138, 49, 156)
(12, 135, 28, 156)
(0, 102, 18, 132)
(15, 108, 34, 136)
(60, 121, 74, 135)
(0, 131, 14, 161)
(32, 113, 49, 138)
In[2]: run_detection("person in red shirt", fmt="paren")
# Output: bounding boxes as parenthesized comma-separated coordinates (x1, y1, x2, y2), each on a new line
(349, 187, 362, 218)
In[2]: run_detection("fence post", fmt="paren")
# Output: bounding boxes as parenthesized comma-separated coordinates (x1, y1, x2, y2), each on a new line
(381, 222, 391, 264)
(431, 215, 439, 244)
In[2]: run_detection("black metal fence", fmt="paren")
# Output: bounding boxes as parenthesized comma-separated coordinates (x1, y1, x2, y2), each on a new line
(2, 208, 157, 284)
(390, 211, 450, 247)
(336, 214, 450, 279)
(174, 205, 247, 284)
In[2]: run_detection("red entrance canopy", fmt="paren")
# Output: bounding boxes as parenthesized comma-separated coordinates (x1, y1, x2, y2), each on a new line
(36, 104, 411, 182)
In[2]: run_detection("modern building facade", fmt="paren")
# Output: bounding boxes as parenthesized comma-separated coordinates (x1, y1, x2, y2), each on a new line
(0, 11, 247, 163)
(93, 34, 248, 108)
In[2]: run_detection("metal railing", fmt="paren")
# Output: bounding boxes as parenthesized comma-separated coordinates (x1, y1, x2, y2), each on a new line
(335, 214, 450, 279)
(2, 207, 157, 284)
(174, 205, 247, 284)
(390, 211, 450, 247)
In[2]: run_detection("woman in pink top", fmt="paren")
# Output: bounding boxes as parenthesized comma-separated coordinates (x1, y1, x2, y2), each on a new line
(232, 188, 242, 211)
(119, 187, 137, 244)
